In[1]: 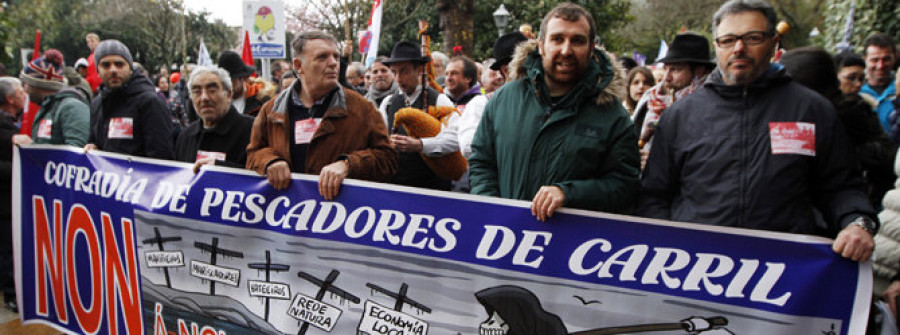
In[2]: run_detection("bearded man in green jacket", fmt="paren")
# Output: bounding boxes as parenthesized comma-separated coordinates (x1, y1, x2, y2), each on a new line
(469, 3, 640, 221)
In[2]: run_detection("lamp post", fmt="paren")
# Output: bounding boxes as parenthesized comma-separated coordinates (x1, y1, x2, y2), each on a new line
(493, 4, 510, 37)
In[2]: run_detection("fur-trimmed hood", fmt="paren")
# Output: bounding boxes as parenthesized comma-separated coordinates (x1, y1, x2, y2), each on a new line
(507, 39, 625, 107)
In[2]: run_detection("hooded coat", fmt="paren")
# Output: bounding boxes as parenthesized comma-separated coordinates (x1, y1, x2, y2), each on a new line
(468, 40, 640, 213)
(639, 65, 875, 235)
(89, 73, 174, 159)
(30, 88, 90, 147)
(474, 285, 567, 335)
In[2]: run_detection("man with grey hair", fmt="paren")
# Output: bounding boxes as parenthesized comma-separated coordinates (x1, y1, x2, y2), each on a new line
(431, 51, 449, 86)
(271, 59, 290, 86)
(0, 77, 26, 119)
(175, 66, 254, 171)
(640, 0, 877, 262)
(346, 61, 367, 94)
(246, 30, 396, 200)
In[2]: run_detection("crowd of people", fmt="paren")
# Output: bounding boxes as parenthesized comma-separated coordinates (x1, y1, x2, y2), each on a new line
(2, 0, 900, 329)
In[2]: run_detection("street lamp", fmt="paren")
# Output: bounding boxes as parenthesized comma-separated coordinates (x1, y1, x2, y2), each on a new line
(493, 4, 510, 37)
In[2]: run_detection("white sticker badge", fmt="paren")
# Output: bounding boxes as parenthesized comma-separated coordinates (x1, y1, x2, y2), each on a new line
(294, 118, 322, 144)
(37, 119, 52, 139)
(769, 122, 815, 156)
(108, 117, 134, 139)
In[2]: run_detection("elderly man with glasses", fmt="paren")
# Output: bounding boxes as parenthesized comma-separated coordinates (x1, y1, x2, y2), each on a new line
(640, 0, 877, 262)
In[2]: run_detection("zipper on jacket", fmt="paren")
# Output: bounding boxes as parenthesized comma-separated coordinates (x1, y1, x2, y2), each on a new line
(738, 87, 749, 227)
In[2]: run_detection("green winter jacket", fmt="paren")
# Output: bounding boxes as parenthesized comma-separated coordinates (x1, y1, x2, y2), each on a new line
(469, 40, 640, 213)
(30, 89, 90, 147)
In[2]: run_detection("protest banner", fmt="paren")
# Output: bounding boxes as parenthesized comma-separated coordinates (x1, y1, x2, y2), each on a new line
(13, 145, 870, 334)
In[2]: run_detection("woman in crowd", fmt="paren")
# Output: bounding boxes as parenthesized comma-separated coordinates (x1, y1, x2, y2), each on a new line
(154, 74, 171, 102)
(834, 51, 867, 96)
(623, 66, 655, 116)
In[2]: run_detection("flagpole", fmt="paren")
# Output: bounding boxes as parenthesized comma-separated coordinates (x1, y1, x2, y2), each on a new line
(181, 0, 187, 67)
(343, 0, 352, 61)
(32, 30, 41, 60)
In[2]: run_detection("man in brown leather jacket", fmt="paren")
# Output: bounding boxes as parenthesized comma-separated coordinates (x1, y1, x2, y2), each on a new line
(246, 30, 397, 199)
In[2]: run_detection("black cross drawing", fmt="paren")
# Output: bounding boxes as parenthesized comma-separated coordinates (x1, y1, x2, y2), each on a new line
(295, 269, 360, 335)
(247, 250, 290, 321)
(141, 227, 182, 288)
(193, 237, 244, 295)
(366, 282, 432, 314)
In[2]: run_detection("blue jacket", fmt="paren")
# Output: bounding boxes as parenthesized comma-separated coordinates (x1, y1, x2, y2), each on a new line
(861, 81, 896, 133)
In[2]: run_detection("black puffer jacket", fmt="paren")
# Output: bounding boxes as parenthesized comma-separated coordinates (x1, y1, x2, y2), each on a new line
(640, 65, 875, 236)
(90, 73, 174, 159)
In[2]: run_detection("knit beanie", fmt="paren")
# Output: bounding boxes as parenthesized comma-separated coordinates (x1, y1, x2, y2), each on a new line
(20, 49, 66, 91)
(94, 40, 133, 69)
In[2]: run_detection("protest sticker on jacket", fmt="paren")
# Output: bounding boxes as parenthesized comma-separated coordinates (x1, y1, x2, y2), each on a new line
(13, 145, 871, 334)
(769, 122, 816, 156)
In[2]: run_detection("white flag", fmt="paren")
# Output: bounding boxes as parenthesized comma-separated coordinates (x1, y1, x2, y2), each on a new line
(363, 0, 383, 68)
(198, 40, 213, 67)
(655, 39, 668, 64)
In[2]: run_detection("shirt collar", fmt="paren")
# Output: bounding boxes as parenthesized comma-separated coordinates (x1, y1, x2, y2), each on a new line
(290, 84, 332, 108)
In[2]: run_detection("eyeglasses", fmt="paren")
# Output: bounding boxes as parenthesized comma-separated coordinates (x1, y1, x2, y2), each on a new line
(840, 74, 865, 83)
(714, 31, 772, 48)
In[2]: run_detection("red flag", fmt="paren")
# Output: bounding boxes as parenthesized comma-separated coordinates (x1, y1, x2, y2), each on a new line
(242, 30, 254, 67)
(22, 30, 42, 135)
(241, 30, 256, 78)
(32, 30, 41, 60)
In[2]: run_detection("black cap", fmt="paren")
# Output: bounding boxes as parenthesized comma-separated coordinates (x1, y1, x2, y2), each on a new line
(656, 33, 714, 66)
(491, 32, 529, 71)
(381, 41, 430, 65)
(217, 50, 255, 79)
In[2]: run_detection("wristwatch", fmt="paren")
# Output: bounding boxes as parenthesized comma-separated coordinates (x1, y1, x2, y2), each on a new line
(850, 216, 878, 235)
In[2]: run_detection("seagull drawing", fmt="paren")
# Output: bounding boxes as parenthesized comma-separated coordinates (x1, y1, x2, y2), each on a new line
(573, 295, 601, 306)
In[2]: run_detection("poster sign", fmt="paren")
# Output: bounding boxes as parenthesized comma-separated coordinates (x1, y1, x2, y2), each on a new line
(243, 0, 286, 59)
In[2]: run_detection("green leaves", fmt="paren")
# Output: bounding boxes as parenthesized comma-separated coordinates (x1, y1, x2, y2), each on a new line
(820, 0, 900, 53)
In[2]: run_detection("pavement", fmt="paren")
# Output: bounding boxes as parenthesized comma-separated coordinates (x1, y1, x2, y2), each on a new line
(0, 293, 58, 335)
